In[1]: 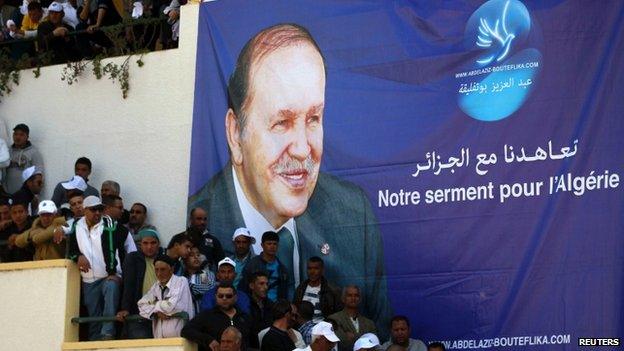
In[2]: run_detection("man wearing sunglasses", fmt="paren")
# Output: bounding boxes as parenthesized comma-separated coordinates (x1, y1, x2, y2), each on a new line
(68, 195, 136, 340)
(182, 282, 252, 351)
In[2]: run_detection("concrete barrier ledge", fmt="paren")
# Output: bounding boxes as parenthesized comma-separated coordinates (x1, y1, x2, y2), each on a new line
(0, 258, 72, 271)
(63, 337, 195, 350)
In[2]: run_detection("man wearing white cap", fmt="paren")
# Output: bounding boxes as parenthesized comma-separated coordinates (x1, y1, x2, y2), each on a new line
(56, 175, 87, 220)
(37, 0, 79, 63)
(353, 333, 380, 351)
(229, 227, 256, 289)
(14, 200, 66, 260)
(11, 165, 43, 215)
(298, 321, 341, 351)
(200, 257, 251, 314)
(67, 195, 137, 340)
(51, 157, 99, 207)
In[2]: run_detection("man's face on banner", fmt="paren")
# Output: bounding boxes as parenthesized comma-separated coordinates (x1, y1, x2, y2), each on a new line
(228, 42, 325, 227)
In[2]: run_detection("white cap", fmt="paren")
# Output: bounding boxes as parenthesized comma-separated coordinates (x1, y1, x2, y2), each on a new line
(83, 195, 102, 209)
(217, 257, 236, 269)
(232, 227, 256, 244)
(353, 333, 380, 351)
(48, 1, 63, 12)
(61, 175, 88, 191)
(22, 166, 42, 183)
(312, 321, 340, 343)
(38, 200, 57, 214)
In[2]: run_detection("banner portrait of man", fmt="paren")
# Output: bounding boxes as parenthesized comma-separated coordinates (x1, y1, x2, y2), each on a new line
(189, 23, 392, 329)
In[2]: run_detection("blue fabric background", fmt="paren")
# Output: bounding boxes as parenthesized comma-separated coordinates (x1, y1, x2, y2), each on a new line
(189, 1, 624, 348)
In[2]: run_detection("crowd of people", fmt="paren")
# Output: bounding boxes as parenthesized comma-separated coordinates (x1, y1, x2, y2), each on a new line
(0, 122, 447, 351)
(0, 0, 187, 64)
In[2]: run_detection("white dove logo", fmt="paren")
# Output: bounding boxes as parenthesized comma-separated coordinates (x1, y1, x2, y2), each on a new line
(475, 0, 515, 65)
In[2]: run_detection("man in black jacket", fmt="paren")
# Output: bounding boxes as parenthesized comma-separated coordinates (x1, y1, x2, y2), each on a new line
(179, 207, 225, 271)
(36, 1, 79, 64)
(260, 299, 296, 351)
(116, 228, 161, 338)
(67, 196, 136, 340)
(182, 282, 252, 351)
(293, 256, 342, 321)
(0, 202, 33, 262)
(11, 165, 43, 216)
(248, 271, 273, 349)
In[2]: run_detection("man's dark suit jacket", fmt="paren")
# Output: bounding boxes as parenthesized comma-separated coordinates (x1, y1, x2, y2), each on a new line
(327, 309, 377, 351)
(189, 164, 392, 333)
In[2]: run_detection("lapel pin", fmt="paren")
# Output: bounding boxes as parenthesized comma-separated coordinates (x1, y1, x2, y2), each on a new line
(320, 243, 330, 255)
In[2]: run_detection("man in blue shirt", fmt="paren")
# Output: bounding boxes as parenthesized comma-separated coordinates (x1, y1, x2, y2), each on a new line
(240, 231, 288, 302)
(200, 257, 250, 314)
(229, 227, 255, 289)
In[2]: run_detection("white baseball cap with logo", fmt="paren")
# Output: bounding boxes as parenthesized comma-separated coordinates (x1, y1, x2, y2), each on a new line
(232, 227, 256, 244)
(38, 200, 57, 214)
(218, 257, 236, 269)
(22, 166, 43, 183)
(83, 195, 103, 209)
(61, 175, 88, 191)
(353, 333, 380, 351)
(48, 1, 63, 12)
(312, 321, 340, 343)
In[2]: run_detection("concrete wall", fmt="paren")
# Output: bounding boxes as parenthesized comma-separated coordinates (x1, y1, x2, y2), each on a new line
(0, 260, 80, 350)
(0, 5, 200, 242)
(0, 260, 197, 351)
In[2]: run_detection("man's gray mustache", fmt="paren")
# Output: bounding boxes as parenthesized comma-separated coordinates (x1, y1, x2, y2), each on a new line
(273, 155, 316, 174)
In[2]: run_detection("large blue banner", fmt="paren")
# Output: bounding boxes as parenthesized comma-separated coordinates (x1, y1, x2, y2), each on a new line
(189, 1, 624, 349)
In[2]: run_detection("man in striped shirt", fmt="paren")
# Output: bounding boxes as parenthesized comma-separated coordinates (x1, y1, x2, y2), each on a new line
(184, 246, 216, 314)
(293, 256, 342, 323)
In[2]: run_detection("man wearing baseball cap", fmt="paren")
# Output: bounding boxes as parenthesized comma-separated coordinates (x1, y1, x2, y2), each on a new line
(229, 227, 255, 289)
(67, 195, 136, 340)
(298, 321, 341, 351)
(6, 123, 43, 194)
(51, 157, 100, 207)
(14, 200, 66, 260)
(37, 1, 79, 63)
(12, 165, 43, 215)
(200, 257, 251, 314)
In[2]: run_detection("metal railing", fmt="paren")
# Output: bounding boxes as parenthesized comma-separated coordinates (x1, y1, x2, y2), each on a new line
(1, 16, 170, 69)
